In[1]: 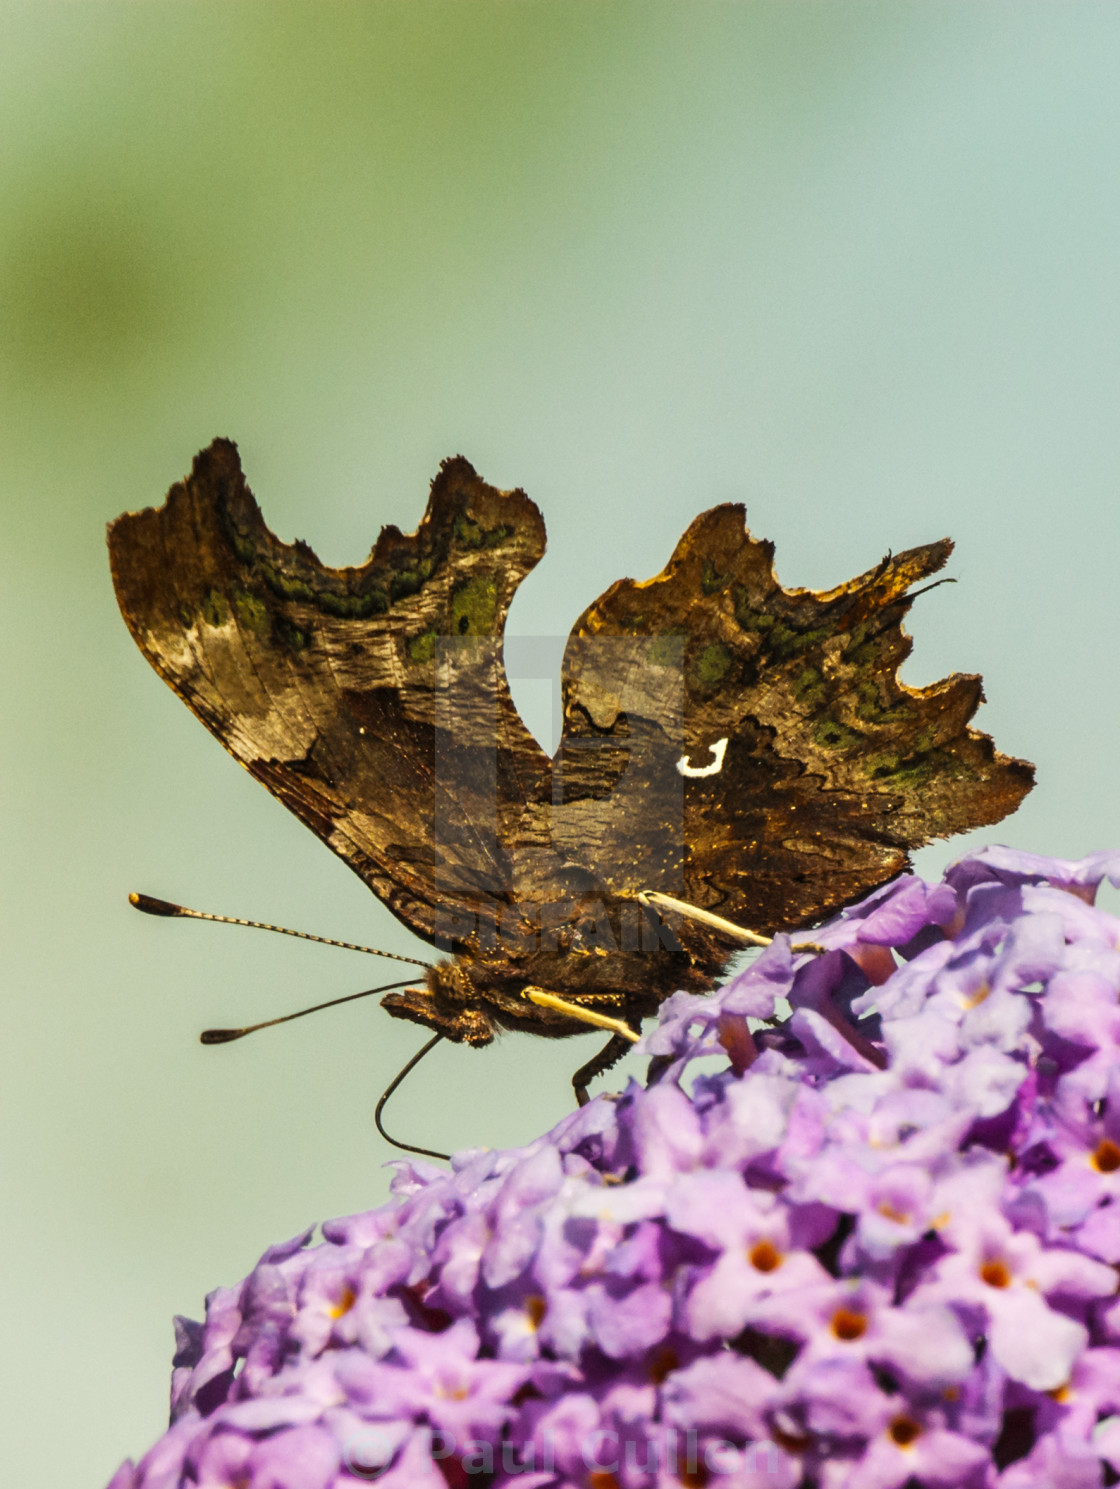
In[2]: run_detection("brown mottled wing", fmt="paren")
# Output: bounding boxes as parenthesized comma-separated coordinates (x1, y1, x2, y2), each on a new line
(108, 439, 551, 948)
(553, 504, 1034, 936)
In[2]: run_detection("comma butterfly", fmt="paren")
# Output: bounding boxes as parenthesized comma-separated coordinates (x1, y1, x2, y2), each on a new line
(109, 441, 1032, 1110)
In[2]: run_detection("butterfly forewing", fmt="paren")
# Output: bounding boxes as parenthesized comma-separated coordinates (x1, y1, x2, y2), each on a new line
(108, 440, 552, 950)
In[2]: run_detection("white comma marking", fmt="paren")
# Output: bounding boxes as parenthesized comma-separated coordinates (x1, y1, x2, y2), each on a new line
(676, 736, 729, 779)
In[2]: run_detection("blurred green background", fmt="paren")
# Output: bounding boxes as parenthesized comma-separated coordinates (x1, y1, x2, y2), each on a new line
(3, 3, 1120, 1482)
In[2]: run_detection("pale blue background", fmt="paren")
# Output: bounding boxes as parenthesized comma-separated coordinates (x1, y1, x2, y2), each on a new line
(2, 4, 1119, 1483)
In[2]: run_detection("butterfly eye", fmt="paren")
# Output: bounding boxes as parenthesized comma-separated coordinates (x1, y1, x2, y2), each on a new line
(458, 614, 470, 634)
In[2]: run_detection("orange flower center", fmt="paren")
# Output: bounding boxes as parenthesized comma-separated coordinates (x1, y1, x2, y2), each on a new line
(1093, 1139, 1120, 1173)
(831, 1308, 868, 1341)
(877, 1200, 910, 1225)
(329, 1286, 356, 1318)
(648, 1345, 679, 1384)
(436, 1381, 470, 1401)
(963, 982, 991, 1010)
(749, 1239, 782, 1273)
(889, 1416, 922, 1447)
(980, 1259, 1012, 1289)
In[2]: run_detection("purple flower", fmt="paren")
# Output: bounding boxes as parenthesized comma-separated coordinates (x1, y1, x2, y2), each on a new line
(911, 1188, 1116, 1390)
(750, 1273, 974, 1389)
(664, 1171, 832, 1341)
(846, 1411, 990, 1489)
(107, 847, 1120, 1489)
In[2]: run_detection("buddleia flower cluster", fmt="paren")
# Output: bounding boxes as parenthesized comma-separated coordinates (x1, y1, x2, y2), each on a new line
(108, 847, 1120, 1489)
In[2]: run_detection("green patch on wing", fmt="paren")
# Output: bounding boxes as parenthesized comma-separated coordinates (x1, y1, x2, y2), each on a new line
(223, 506, 416, 622)
(201, 589, 229, 627)
(451, 574, 499, 635)
(700, 559, 729, 596)
(865, 745, 955, 786)
(390, 556, 435, 603)
(256, 561, 388, 619)
(814, 717, 864, 751)
(275, 614, 312, 651)
(232, 590, 269, 635)
(770, 622, 830, 661)
(793, 667, 826, 710)
(843, 624, 881, 670)
(453, 512, 513, 551)
(732, 591, 775, 635)
(733, 588, 829, 660)
(689, 641, 731, 691)
(260, 564, 315, 604)
(317, 588, 388, 619)
(407, 630, 438, 665)
(648, 632, 686, 667)
(227, 525, 257, 566)
(856, 681, 915, 726)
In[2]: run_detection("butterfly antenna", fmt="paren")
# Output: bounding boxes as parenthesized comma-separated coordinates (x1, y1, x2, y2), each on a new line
(908, 575, 957, 601)
(129, 892, 433, 968)
(374, 1034, 449, 1162)
(201, 978, 419, 1044)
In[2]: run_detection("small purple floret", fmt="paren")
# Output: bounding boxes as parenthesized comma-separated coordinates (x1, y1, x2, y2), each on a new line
(109, 849, 1120, 1487)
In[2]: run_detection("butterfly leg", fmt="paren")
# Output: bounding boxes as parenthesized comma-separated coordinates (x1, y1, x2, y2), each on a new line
(572, 1028, 638, 1107)
(645, 1053, 674, 1090)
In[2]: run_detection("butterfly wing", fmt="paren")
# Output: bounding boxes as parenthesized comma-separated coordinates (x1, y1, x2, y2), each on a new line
(553, 503, 1034, 936)
(109, 439, 550, 949)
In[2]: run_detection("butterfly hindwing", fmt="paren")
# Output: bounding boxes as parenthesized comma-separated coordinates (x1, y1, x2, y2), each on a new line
(557, 503, 1034, 935)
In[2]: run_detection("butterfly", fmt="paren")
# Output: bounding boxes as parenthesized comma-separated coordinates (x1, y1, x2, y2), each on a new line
(109, 440, 1033, 1133)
